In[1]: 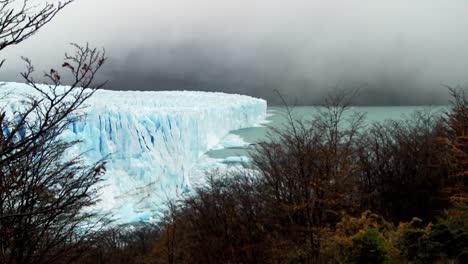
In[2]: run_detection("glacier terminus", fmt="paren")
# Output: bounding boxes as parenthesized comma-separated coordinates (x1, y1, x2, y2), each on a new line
(0, 82, 267, 222)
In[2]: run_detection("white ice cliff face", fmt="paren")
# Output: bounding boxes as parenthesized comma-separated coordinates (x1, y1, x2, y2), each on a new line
(0, 83, 267, 222)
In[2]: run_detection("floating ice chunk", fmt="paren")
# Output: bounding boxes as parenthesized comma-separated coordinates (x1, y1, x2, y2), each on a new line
(212, 134, 249, 150)
(222, 156, 251, 164)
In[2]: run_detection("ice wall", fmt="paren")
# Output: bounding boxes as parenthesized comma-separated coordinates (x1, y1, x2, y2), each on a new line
(0, 82, 267, 221)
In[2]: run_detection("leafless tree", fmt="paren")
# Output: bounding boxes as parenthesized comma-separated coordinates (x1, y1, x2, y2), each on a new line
(357, 110, 450, 221)
(0, 44, 107, 264)
(0, 1, 109, 263)
(250, 89, 365, 261)
(0, 0, 74, 67)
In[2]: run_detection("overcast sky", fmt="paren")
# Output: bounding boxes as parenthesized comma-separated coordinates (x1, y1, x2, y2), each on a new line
(2, 0, 468, 105)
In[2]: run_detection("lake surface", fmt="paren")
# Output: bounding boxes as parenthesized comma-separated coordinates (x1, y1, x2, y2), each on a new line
(207, 106, 447, 160)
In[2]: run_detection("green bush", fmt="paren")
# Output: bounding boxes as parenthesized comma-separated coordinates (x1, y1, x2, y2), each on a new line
(397, 228, 426, 260)
(397, 220, 468, 262)
(349, 228, 389, 264)
(456, 249, 468, 264)
(426, 223, 468, 259)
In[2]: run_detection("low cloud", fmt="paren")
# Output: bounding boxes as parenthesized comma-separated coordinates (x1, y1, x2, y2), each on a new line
(2, 0, 468, 105)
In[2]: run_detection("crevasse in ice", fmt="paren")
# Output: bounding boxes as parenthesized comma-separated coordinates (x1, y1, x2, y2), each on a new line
(0, 82, 267, 222)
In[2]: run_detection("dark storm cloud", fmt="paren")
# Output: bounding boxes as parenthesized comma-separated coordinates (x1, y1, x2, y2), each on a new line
(2, 0, 468, 105)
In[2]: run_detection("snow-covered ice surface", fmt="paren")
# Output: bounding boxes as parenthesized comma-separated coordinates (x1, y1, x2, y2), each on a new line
(0, 82, 267, 223)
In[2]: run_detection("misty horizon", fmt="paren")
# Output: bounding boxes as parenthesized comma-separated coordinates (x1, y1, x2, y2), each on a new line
(1, 0, 468, 105)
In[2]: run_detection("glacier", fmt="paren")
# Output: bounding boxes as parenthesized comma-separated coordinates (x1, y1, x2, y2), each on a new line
(0, 82, 267, 222)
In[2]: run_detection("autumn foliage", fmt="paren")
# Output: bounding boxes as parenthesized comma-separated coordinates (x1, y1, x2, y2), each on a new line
(77, 88, 468, 264)
(1, 1, 466, 262)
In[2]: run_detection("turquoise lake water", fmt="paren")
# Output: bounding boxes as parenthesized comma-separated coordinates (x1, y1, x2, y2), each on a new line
(207, 106, 447, 159)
